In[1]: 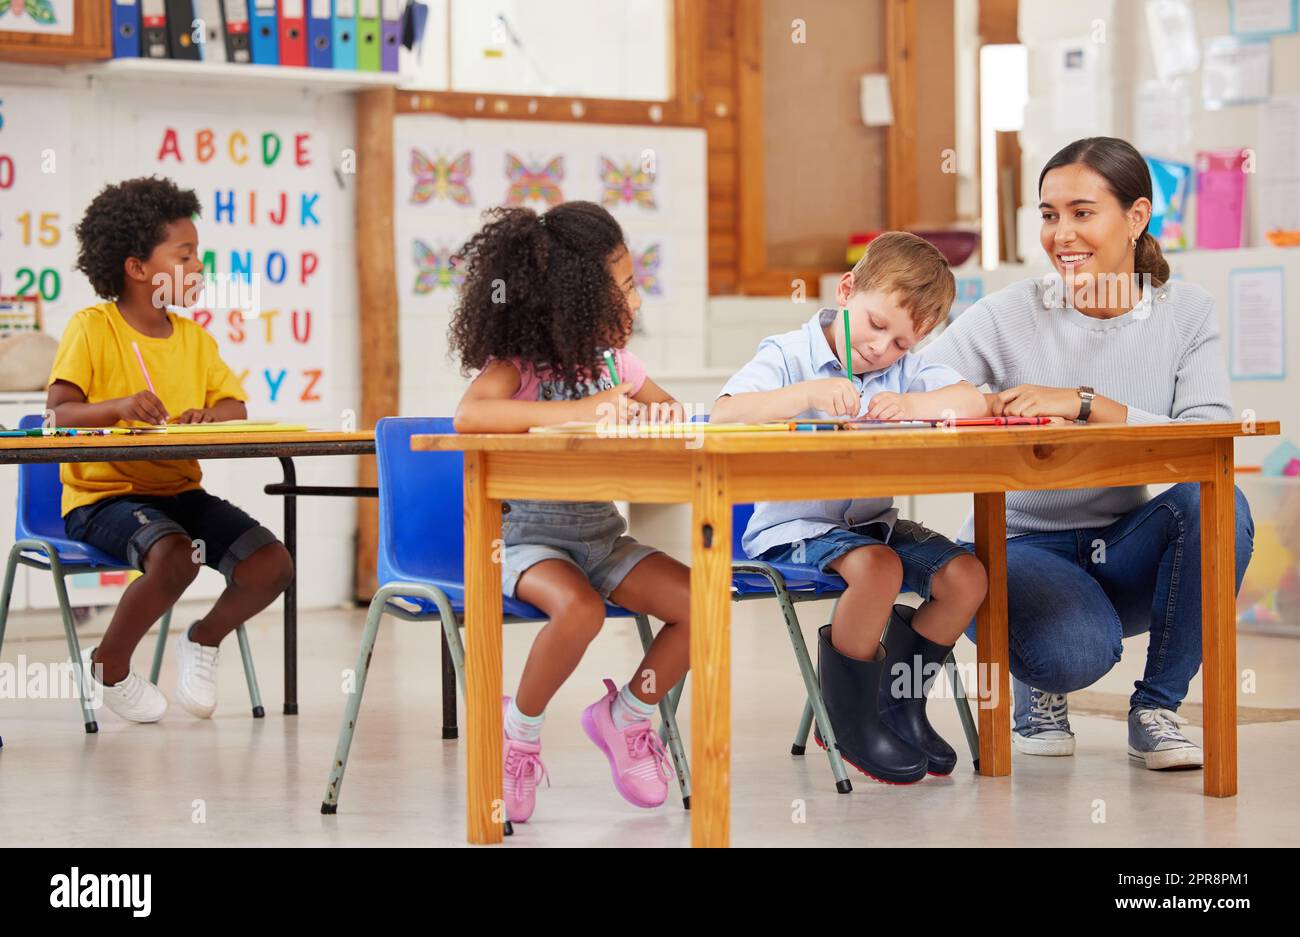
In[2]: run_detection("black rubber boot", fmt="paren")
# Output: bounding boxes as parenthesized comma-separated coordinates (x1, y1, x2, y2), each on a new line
(813, 624, 927, 784)
(879, 604, 958, 775)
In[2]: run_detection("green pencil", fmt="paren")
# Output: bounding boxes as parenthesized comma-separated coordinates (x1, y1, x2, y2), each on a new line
(603, 349, 621, 386)
(843, 308, 856, 389)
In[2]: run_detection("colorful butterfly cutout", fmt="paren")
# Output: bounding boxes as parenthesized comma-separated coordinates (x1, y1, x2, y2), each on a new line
(412, 239, 466, 294)
(0, 0, 58, 21)
(631, 243, 662, 296)
(0, 0, 57, 23)
(504, 154, 564, 206)
(599, 157, 657, 210)
(410, 149, 473, 206)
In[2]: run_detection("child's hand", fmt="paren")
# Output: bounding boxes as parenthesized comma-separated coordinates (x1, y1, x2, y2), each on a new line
(171, 408, 218, 424)
(115, 390, 170, 425)
(645, 400, 686, 424)
(802, 378, 861, 417)
(591, 385, 646, 425)
(865, 391, 913, 421)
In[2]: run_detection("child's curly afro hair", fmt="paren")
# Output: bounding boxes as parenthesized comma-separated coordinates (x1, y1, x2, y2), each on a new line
(74, 176, 202, 299)
(448, 201, 631, 396)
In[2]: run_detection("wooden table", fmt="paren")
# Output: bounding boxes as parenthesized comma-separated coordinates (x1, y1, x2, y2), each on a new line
(417, 419, 1278, 848)
(0, 431, 376, 715)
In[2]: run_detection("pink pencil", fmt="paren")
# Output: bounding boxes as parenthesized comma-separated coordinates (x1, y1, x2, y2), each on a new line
(131, 341, 157, 395)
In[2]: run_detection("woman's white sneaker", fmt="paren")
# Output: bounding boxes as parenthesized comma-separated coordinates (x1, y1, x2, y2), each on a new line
(79, 647, 168, 723)
(175, 627, 220, 719)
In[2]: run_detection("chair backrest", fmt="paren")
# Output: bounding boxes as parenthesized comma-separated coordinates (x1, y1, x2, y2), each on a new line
(732, 502, 755, 558)
(374, 416, 462, 586)
(14, 413, 66, 542)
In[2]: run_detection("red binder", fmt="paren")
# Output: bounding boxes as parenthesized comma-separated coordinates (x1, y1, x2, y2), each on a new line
(278, 0, 308, 66)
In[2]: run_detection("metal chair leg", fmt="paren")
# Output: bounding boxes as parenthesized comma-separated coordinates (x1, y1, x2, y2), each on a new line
(759, 571, 852, 794)
(0, 544, 21, 655)
(792, 699, 814, 755)
(50, 560, 97, 734)
(321, 590, 389, 813)
(948, 650, 980, 770)
(235, 624, 265, 718)
(441, 629, 458, 740)
(149, 608, 173, 685)
(634, 614, 691, 809)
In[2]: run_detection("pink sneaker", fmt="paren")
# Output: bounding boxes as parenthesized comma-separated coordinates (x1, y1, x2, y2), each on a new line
(502, 697, 548, 823)
(580, 679, 674, 808)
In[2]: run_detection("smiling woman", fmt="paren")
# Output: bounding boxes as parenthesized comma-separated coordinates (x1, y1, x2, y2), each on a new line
(920, 135, 1256, 772)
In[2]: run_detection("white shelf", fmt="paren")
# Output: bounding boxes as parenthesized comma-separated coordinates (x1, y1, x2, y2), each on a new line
(64, 58, 404, 93)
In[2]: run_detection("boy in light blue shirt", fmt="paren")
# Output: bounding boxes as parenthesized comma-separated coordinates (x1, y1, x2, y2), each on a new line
(712, 232, 988, 784)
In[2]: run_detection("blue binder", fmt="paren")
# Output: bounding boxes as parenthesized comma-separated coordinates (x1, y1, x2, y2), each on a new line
(332, 0, 356, 70)
(113, 0, 142, 58)
(250, 0, 280, 64)
(308, 0, 333, 67)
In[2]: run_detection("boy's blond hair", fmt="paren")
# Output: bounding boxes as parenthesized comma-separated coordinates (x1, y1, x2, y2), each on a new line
(848, 231, 956, 334)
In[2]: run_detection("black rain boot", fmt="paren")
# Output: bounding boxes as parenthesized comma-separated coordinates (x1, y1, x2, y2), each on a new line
(879, 604, 958, 775)
(813, 624, 928, 784)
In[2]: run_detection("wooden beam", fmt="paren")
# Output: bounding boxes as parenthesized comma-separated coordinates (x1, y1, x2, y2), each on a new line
(395, 91, 688, 126)
(885, 0, 919, 229)
(734, 0, 766, 285)
(353, 86, 399, 603)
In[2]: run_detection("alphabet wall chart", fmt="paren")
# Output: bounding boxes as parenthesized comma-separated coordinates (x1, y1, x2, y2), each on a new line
(0, 84, 336, 422)
(123, 116, 335, 421)
(393, 114, 707, 413)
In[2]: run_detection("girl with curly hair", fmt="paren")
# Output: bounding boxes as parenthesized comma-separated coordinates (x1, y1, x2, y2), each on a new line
(450, 201, 689, 823)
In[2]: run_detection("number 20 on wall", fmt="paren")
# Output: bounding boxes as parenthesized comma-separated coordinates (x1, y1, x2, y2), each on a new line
(2, 211, 63, 300)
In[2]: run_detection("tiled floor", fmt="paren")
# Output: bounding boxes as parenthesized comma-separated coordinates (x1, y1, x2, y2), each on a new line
(1, 599, 1297, 847)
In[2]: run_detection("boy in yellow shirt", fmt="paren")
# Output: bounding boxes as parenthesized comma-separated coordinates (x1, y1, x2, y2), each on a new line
(48, 177, 293, 723)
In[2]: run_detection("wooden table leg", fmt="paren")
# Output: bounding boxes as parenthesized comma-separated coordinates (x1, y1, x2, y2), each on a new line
(464, 452, 505, 843)
(1202, 439, 1238, 797)
(690, 454, 732, 848)
(973, 491, 1011, 777)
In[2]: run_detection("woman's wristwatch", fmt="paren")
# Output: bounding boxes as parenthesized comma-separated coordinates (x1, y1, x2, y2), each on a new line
(1075, 386, 1096, 423)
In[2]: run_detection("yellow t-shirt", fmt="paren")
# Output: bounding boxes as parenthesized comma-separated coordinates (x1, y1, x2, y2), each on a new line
(48, 302, 247, 516)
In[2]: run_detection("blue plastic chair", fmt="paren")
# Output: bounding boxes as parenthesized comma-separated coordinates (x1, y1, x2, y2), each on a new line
(0, 414, 263, 733)
(728, 502, 981, 791)
(321, 417, 691, 814)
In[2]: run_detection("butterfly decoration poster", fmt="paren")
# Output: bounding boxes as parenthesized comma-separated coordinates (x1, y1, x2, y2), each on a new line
(0, 0, 74, 35)
(394, 114, 708, 413)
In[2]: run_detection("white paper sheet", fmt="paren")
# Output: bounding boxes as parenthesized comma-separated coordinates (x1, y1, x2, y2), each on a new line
(1052, 41, 1100, 131)
(1134, 80, 1192, 156)
(1230, 267, 1286, 379)
(1231, 0, 1298, 36)
(1146, 0, 1201, 80)
(1203, 36, 1272, 109)
(1255, 95, 1300, 236)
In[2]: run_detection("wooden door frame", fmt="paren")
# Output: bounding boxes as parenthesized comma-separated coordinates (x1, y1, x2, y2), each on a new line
(734, 0, 917, 296)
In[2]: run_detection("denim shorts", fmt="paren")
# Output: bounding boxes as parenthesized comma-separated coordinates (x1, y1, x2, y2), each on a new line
(501, 499, 660, 599)
(64, 489, 278, 584)
(759, 518, 969, 600)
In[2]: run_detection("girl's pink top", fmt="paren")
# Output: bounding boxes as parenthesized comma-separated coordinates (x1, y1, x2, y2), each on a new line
(502, 347, 647, 402)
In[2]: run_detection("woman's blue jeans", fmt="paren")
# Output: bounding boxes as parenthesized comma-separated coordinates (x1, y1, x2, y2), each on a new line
(961, 483, 1254, 711)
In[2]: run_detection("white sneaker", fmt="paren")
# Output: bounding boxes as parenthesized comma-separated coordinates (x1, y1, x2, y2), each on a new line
(79, 647, 167, 723)
(175, 628, 220, 719)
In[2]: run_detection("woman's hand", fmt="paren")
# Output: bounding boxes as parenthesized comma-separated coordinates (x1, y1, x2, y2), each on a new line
(995, 385, 1083, 420)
